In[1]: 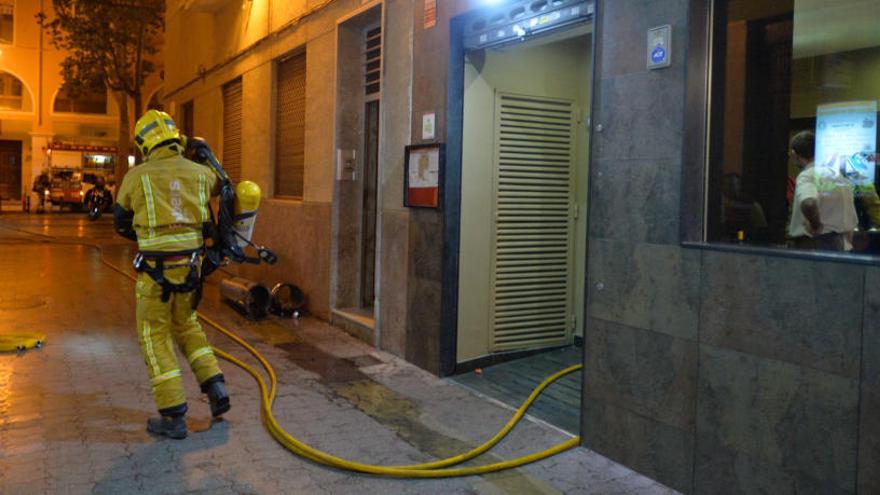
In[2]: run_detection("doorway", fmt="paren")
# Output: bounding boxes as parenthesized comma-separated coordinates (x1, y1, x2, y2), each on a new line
(0, 140, 22, 201)
(361, 98, 380, 309)
(331, 4, 383, 341)
(450, 17, 594, 434)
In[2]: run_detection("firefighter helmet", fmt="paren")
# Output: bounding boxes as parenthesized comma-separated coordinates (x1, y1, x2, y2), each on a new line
(134, 110, 181, 156)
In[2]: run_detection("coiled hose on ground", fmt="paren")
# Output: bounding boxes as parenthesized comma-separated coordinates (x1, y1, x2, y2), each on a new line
(0, 224, 583, 478)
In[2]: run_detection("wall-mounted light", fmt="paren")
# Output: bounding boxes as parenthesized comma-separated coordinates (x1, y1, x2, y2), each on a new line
(128, 155, 135, 168)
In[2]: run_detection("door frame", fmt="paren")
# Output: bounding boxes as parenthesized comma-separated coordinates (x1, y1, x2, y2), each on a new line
(0, 140, 23, 201)
(439, 6, 600, 377)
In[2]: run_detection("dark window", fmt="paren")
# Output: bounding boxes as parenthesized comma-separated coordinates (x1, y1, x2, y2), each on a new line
(707, 0, 880, 255)
(0, 71, 23, 110)
(54, 84, 107, 114)
(0, 1, 13, 45)
(180, 100, 194, 138)
(275, 51, 307, 198)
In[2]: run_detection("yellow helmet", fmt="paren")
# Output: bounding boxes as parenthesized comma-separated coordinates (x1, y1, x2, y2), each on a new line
(134, 109, 181, 156)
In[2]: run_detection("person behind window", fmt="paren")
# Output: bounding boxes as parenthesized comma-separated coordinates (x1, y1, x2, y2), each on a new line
(787, 131, 858, 251)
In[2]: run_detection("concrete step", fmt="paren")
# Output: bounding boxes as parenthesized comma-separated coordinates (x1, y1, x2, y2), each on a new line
(331, 307, 376, 346)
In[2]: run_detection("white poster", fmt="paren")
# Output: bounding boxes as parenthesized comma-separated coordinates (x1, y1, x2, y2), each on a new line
(815, 100, 878, 185)
(408, 147, 439, 188)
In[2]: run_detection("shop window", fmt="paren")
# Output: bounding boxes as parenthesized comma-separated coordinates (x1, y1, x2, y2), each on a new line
(0, 1, 13, 45)
(706, 0, 880, 255)
(53, 84, 108, 114)
(0, 71, 23, 110)
(274, 50, 307, 199)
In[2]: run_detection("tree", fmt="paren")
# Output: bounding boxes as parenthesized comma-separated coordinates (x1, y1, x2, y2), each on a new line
(39, 0, 164, 186)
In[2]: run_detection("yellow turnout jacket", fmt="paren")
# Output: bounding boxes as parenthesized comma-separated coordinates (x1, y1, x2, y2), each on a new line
(116, 146, 218, 253)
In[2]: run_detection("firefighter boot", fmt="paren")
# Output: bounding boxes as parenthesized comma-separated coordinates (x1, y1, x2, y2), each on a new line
(202, 375, 230, 417)
(146, 413, 187, 440)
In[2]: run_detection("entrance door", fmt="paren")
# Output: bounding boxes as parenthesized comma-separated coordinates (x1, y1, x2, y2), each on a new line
(490, 92, 576, 352)
(0, 140, 22, 200)
(361, 99, 380, 308)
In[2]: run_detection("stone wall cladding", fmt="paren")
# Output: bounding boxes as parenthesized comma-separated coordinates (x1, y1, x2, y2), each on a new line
(585, 0, 873, 493)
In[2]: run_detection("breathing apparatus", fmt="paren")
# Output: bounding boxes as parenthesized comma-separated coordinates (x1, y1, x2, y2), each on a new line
(184, 137, 278, 277)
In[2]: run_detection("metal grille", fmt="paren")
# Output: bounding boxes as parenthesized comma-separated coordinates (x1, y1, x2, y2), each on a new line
(222, 78, 243, 183)
(364, 25, 382, 96)
(275, 52, 307, 198)
(490, 92, 575, 352)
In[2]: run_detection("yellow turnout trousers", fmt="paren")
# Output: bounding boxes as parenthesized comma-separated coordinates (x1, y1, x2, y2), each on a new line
(135, 264, 222, 412)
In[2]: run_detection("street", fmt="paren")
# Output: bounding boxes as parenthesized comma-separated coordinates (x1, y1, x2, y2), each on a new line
(0, 214, 676, 494)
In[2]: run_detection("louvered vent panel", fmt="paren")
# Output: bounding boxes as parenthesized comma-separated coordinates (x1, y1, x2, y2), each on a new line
(364, 25, 382, 96)
(222, 78, 243, 183)
(490, 92, 575, 352)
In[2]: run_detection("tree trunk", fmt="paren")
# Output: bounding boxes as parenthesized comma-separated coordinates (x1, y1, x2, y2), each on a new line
(134, 92, 142, 125)
(114, 91, 130, 187)
(133, 22, 145, 163)
(132, 91, 144, 164)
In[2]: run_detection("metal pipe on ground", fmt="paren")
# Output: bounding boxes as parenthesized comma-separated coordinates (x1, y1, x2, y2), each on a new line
(219, 277, 271, 320)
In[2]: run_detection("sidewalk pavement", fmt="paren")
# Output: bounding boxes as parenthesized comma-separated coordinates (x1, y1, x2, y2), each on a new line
(0, 214, 679, 494)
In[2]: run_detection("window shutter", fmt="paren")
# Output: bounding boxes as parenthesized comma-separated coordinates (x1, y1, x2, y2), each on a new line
(222, 78, 243, 183)
(275, 52, 307, 198)
(490, 92, 576, 352)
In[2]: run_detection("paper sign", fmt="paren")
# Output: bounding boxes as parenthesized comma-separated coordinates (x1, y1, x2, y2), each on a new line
(408, 148, 439, 189)
(422, 113, 436, 140)
(406, 145, 442, 208)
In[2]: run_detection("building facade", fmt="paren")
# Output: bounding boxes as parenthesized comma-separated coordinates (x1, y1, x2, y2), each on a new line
(164, 0, 879, 493)
(0, 1, 162, 207)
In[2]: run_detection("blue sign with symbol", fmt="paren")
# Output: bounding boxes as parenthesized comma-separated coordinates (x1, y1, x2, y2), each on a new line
(647, 25, 672, 69)
(651, 45, 666, 64)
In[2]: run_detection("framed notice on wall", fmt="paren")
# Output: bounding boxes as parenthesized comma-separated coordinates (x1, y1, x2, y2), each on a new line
(404, 143, 444, 208)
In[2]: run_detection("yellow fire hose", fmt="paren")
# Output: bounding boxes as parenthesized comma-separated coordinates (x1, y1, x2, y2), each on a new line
(1, 222, 584, 478)
(98, 255, 584, 478)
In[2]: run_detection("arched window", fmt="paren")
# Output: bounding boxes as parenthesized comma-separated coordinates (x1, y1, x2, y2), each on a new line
(0, 71, 32, 111)
(147, 88, 164, 111)
(54, 83, 108, 114)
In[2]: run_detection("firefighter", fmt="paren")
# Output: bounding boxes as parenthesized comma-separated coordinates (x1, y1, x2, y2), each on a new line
(114, 110, 230, 440)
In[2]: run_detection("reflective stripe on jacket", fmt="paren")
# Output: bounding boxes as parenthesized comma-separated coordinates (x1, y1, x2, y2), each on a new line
(116, 146, 219, 253)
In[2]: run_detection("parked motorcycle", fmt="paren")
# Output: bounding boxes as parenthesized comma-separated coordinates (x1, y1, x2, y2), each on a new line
(32, 171, 51, 214)
(85, 180, 111, 220)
